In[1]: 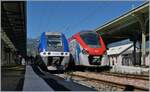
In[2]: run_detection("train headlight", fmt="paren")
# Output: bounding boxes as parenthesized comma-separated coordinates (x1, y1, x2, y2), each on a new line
(82, 49, 88, 55)
(43, 52, 46, 55)
(65, 52, 68, 55)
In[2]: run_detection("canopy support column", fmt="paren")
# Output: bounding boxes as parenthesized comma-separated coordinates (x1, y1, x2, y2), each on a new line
(132, 13, 146, 66)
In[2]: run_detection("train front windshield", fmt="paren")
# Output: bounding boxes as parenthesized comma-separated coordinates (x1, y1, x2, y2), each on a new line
(47, 35, 62, 47)
(80, 32, 101, 48)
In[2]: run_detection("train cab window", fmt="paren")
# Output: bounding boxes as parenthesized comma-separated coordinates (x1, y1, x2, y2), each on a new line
(46, 35, 62, 47)
(80, 32, 101, 48)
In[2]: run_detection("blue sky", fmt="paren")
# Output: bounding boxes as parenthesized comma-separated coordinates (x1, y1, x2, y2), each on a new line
(27, 1, 144, 39)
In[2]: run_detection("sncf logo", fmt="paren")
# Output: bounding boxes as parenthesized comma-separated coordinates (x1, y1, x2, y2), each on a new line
(95, 50, 99, 52)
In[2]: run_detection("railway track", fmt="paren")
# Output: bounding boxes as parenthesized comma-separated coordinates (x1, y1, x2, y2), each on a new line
(67, 71, 149, 91)
(100, 72, 149, 81)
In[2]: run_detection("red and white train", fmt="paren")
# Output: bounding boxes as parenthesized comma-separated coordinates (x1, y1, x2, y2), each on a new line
(68, 31, 109, 67)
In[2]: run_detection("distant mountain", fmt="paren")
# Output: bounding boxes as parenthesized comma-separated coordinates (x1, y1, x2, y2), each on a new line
(27, 38, 39, 57)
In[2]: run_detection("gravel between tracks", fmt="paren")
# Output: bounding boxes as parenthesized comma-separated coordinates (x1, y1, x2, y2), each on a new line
(55, 71, 149, 91)
(55, 74, 122, 91)
(72, 72, 149, 90)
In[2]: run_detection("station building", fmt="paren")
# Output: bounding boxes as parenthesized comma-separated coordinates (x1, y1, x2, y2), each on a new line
(107, 43, 149, 67)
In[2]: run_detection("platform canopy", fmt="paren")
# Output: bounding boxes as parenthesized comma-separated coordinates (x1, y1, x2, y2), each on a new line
(2, 1, 26, 56)
(95, 2, 149, 45)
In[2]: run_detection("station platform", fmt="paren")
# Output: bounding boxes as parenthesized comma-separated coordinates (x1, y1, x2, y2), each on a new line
(23, 65, 95, 91)
(1, 65, 25, 91)
(1, 64, 96, 91)
(23, 65, 54, 91)
(110, 65, 149, 75)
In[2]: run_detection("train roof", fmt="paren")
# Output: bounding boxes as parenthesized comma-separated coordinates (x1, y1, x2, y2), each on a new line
(107, 43, 149, 55)
(68, 30, 99, 41)
(107, 43, 133, 55)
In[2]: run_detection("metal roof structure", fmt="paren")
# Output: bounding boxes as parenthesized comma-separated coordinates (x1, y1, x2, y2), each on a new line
(1, 1, 26, 56)
(95, 2, 149, 44)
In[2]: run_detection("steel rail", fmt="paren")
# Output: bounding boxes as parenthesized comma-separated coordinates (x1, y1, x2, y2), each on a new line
(70, 73, 149, 91)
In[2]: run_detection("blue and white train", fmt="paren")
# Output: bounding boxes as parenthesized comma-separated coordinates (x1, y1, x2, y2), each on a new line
(38, 32, 70, 70)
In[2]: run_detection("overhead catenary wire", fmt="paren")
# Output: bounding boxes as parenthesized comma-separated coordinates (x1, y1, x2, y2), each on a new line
(64, 4, 105, 37)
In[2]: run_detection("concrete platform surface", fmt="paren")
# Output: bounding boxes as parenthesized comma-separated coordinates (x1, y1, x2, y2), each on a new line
(23, 65, 54, 91)
(31, 65, 96, 91)
(110, 65, 149, 75)
(1, 65, 25, 91)
(42, 72, 96, 91)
